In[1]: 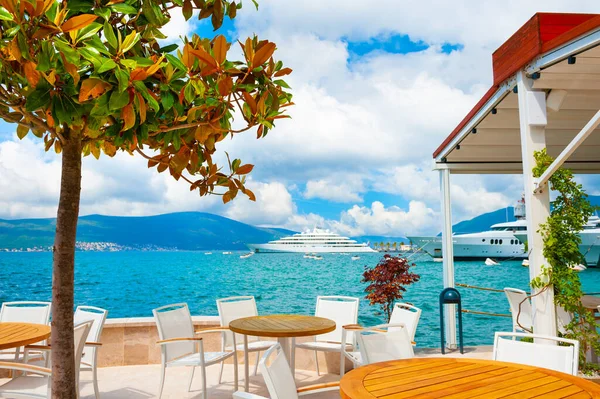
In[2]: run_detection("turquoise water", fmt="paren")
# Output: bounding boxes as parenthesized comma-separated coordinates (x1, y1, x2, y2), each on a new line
(1, 251, 600, 348)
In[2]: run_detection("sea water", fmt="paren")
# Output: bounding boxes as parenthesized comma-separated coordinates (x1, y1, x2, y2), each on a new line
(1, 251, 600, 348)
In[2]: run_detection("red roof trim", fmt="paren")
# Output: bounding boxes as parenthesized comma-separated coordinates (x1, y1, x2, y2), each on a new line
(433, 12, 600, 159)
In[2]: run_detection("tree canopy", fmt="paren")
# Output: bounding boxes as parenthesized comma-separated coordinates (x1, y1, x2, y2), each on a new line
(0, 0, 293, 201)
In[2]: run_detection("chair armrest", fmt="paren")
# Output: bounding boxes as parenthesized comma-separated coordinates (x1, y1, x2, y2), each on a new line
(195, 326, 230, 335)
(233, 392, 268, 399)
(342, 324, 364, 331)
(0, 361, 51, 376)
(86, 342, 102, 347)
(297, 382, 340, 396)
(24, 345, 51, 351)
(157, 337, 203, 345)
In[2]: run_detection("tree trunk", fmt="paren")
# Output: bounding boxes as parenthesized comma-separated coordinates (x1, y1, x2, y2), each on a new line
(51, 130, 82, 399)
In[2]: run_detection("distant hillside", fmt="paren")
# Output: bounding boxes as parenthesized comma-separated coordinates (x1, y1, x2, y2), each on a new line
(450, 194, 600, 234)
(0, 212, 292, 250)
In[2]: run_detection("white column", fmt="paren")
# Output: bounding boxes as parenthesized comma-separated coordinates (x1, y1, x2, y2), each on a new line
(516, 71, 557, 339)
(440, 168, 457, 348)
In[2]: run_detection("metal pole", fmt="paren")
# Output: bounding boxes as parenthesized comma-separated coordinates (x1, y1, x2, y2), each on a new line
(516, 71, 557, 340)
(440, 168, 457, 348)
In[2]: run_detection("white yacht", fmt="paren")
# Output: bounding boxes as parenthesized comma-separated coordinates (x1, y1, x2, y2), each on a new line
(246, 228, 376, 253)
(408, 199, 528, 260)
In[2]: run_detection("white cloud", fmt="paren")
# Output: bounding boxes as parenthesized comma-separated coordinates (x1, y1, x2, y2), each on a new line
(304, 175, 365, 203)
(224, 181, 295, 225)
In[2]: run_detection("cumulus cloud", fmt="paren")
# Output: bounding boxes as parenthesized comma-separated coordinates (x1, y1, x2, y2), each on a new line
(304, 175, 365, 203)
(224, 181, 295, 225)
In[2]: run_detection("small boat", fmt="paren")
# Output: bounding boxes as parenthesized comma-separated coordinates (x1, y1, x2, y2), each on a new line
(313, 255, 323, 260)
(351, 256, 360, 261)
(303, 253, 312, 259)
(222, 251, 232, 255)
(240, 252, 254, 259)
(433, 257, 443, 262)
(204, 252, 212, 255)
(522, 259, 529, 267)
(485, 258, 500, 266)
(570, 264, 587, 272)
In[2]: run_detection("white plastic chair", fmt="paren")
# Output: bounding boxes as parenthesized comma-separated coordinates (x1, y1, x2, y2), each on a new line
(389, 303, 421, 341)
(0, 301, 52, 362)
(493, 332, 579, 375)
(153, 303, 238, 399)
(216, 296, 276, 381)
(342, 323, 414, 368)
(74, 306, 108, 399)
(503, 288, 533, 333)
(291, 296, 359, 377)
(232, 343, 339, 399)
(0, 320, 93, 399)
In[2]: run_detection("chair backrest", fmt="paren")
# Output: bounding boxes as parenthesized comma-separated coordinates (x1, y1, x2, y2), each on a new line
(259, 343, 299, 399)
(389, 303, 421, 340)
(0, 301, 51, 325)
(217, 296, 258, 348)
(73, 320, 94, 389)
(74, 306, 108, 365)
(153, 303, 195, 363)
(357, 323, 414, 365)
(503, 288, 533, 332)
(493, 332, 579, 375)
(314, 296, 359, 344)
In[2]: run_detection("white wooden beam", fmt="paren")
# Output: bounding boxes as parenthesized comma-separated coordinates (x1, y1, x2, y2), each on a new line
(517, 71, 557, 341)
(534, 108, 600, 193)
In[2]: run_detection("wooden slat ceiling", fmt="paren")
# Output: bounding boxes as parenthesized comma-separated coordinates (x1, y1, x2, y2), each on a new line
(445, 45, 600, 169)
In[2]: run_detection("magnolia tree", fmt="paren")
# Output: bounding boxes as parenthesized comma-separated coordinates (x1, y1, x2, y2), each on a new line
(0, 0, 292, 396)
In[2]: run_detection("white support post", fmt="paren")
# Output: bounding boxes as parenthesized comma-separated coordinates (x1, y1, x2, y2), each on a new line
(516, 71, 557, 339)
(440, 168, 457, 349)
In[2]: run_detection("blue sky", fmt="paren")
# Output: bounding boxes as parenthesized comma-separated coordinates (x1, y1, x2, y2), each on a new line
(1, 1, 598, 236)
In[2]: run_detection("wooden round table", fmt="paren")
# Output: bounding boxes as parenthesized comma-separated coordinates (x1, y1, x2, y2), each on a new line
(229, 315, 336, 391)
(340, 357, 600, 398)
(0, 322, 51, 350)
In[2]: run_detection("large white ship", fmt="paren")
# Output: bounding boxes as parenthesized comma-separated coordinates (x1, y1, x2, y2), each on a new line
(246, 228, 377, 253)
(409, 198, 600, 266)
(409, 199, 529, 260)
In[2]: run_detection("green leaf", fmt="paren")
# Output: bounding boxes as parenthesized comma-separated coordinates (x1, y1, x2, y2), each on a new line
(84, 35, 111, 55)
(115, 67, 129, 92)
(25, 87, 51, 112)
(90, 92, 110, 116)
(4, 25, 20, 37)
(273, 79, 291, 89)
(98, 58, 117, 73)
(94, 7, 111, 20)
(16, 125, 28, 139)
(109, 90, 130, 110)
(109, 3, 138, 14)
(80, 46, 102, 70)
(165, 54, 187, 71)
(104, 21, 119, 50)
(251, 0, 258, 10)
(183, 83, 195, 103)
(120, 59, 137, 69)
(158, 44, 178, 54)
(161, 90, 175, 112)
(120, 32, 140, 53)
(76, 22, 102, 43)
(133, 81, 159, 111)
(0, 6, 14, 21)
(54, 41, 79, 64)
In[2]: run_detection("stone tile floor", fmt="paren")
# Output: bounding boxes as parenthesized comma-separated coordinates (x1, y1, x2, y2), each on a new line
(1, 346, 495, 399)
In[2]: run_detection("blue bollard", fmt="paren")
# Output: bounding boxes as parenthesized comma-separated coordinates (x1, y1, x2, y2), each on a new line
(439, 287, 464, 354)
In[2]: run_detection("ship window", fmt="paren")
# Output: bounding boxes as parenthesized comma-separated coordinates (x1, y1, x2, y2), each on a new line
(499, 240, 503, 245)
(510, 239, 514, 245)
(482, 239, 485, 242)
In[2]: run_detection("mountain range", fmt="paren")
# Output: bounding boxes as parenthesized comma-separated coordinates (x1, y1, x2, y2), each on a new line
(2, 194, 599, 250)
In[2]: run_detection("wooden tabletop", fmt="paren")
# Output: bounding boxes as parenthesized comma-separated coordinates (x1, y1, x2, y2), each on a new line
(229, 315, 336, 338)
(0, 322, 51, 350)
(582, 295, 600, 311)
(340, 357, 600, 398)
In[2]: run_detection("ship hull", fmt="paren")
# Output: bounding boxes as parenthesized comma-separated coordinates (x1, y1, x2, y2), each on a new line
(409, 233, 527, 260)
(246, 243, 376, 253)
(516, 231, 600, 267)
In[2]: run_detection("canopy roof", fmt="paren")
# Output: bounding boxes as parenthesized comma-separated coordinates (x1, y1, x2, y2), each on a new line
(433, 13, 600, 174)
